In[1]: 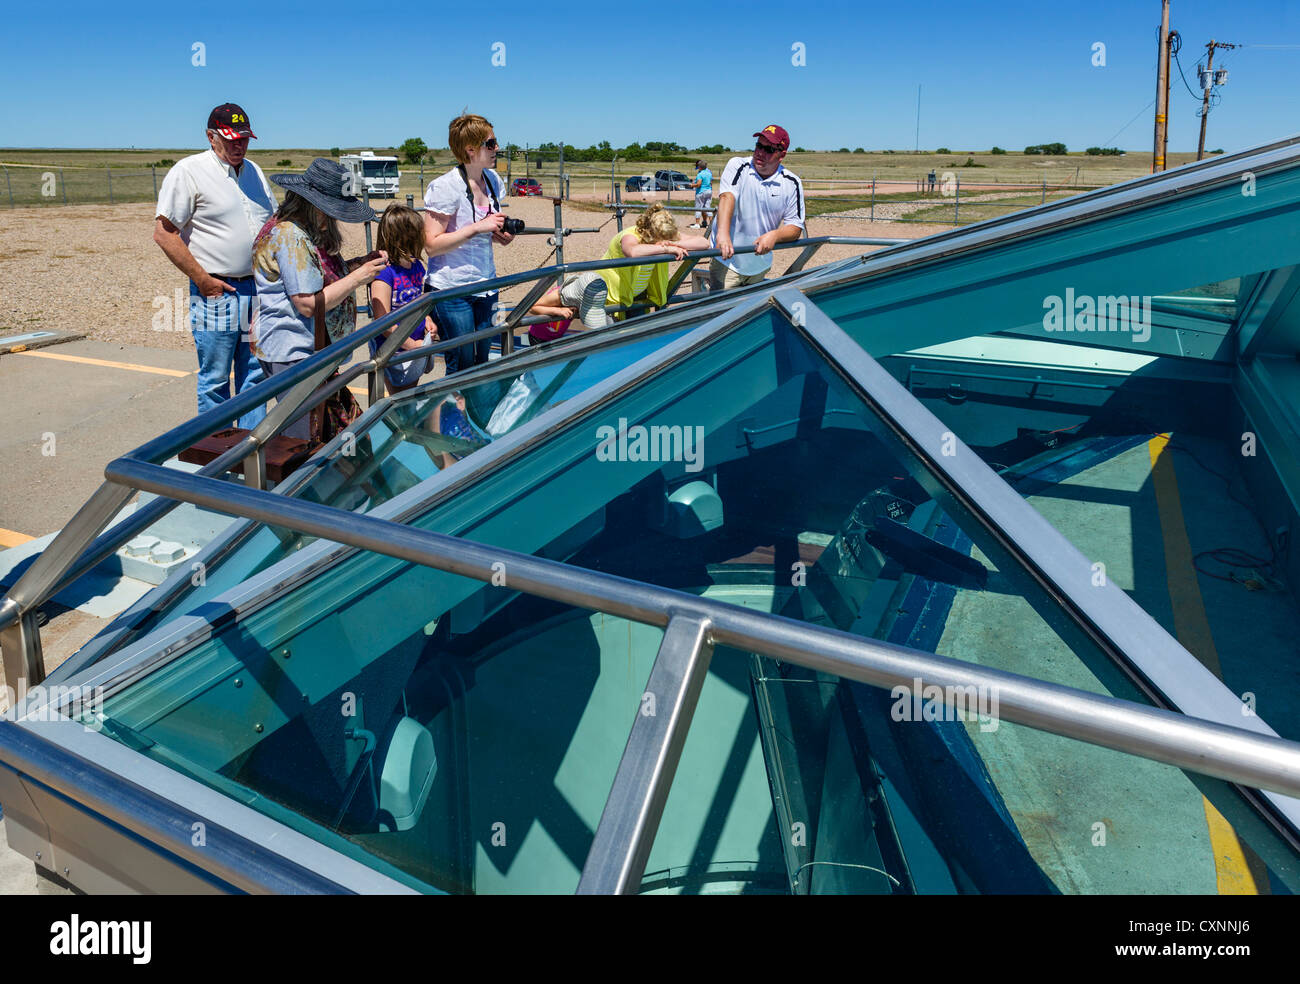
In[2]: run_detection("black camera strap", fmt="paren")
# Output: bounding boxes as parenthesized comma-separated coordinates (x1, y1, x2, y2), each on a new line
(459, 163, 499, 216)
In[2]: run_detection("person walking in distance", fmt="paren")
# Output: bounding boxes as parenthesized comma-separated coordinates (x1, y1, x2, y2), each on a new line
(709, 124, 805, 291)
(688, 159, 713, 230)
(153, 103, 276, 427)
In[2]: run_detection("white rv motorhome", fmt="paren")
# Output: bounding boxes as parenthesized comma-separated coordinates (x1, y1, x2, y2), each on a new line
(340, 151, 401, 198)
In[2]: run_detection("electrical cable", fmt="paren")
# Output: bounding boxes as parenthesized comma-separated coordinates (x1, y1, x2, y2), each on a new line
(1161, 437, 1285, 589)
(1173, 43, 1204, 101)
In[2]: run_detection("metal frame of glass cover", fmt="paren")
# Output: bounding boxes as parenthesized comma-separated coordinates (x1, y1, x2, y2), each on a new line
(6, 138, 1300, 892)
(5, 287, 1300, 893)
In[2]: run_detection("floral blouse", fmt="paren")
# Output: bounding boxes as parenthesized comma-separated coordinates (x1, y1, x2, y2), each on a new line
(251, 218, 356, 363)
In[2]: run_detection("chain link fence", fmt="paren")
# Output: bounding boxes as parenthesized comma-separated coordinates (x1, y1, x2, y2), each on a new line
(0, 164, 170, 207)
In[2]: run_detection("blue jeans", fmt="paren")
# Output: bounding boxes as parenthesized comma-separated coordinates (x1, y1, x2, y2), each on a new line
(432, 292, 497, 376)
(190, 279, 267, 429)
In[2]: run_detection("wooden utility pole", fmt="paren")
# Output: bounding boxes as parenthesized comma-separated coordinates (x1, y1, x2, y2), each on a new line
(1153, 0, 1171, 172)
(1197, 40, 1236, 160)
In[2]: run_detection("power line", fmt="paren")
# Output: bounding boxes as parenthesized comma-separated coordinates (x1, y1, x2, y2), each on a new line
(1099, 99, 1156, 149)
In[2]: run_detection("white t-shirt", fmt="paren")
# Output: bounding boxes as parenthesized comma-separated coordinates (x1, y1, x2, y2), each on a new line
(424, 166, 506, 293)
(710, 156, 805, 276)
(155, 149, 277, 278)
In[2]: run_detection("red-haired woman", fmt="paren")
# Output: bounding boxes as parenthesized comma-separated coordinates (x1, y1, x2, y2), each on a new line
(422, 113, 516, 375)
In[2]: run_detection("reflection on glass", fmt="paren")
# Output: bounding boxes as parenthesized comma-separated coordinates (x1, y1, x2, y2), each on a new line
(1153, 275, 1261, 321)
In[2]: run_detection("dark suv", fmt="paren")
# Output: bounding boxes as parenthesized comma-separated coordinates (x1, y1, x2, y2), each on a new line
(655, 170, 693, 191)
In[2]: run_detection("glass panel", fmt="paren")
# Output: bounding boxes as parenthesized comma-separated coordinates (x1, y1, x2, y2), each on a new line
(75, 323, 701, 666)
(94, 562, 663, 894)
(92, 308, 1300, 891)
(888, 346, 1300, 746)
(1153, 275, 1260, 320)
(637, 647, 1297, 894)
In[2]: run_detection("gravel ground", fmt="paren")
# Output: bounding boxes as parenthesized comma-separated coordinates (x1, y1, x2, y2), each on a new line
(0, 196, 944, 350)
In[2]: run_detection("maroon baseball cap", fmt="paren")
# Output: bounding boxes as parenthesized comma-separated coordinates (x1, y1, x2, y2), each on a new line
(753, 124, 790, 151)
(208, 103, 256, 140)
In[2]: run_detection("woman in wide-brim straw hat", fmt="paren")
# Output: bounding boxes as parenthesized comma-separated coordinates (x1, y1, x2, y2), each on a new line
(251, 158, 389, 438)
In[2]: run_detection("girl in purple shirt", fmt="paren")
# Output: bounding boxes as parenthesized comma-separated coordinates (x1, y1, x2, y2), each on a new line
(370, 204, 438, 393)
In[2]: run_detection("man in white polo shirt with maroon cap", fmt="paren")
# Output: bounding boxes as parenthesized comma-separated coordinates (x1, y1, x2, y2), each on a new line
(153, 103, 276, 428)
(709, 124, 806, 291)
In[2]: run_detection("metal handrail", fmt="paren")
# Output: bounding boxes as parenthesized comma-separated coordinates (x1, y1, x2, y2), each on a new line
(0, 236, 892, 639)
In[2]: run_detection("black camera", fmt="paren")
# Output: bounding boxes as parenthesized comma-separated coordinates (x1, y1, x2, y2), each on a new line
(502, 217, 525, 235)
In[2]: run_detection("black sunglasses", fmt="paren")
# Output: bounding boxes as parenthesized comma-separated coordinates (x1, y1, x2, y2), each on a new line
(754, 141, 782, 155)
(482, 138, 499, 150)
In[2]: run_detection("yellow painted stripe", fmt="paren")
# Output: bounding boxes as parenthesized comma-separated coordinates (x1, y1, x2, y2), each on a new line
(1148, 434, 1267, 895)
(10, 349, 193, 378)
(1148, 434, 1222, 675)
(0, 528, 35, 548)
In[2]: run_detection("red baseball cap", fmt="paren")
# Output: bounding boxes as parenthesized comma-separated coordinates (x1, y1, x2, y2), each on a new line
(208, 103, 256, 140)
(753, 124, 790, 151)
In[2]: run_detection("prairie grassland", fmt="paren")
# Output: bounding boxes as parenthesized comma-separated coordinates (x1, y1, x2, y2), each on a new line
(0, 146, 1213, 208)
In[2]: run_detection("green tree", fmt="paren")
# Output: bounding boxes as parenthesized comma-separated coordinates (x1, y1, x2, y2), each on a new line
(329, 147, 341, 157)
(936, 146, 951, 154)
(853, 147, 866, 153)
(990, 146, 1007, 155)
(399, 137, 428, 165)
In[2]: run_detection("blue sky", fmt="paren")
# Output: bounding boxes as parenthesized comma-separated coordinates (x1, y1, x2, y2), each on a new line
(3, 0, 1299, 153)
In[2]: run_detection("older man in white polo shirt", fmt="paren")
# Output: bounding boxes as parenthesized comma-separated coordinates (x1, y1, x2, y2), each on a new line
(153, 103, 276, 428)
(709, 124, 805, 291)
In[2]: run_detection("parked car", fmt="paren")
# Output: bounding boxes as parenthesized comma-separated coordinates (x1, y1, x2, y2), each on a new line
(655, 169, 692, 191)
(625, 175, 655, 191)
(510, 177, 543, 197)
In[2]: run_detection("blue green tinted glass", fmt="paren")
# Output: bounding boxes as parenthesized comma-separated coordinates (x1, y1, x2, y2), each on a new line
(93, 311, 1299, 892)
(96, 581, 663, 894)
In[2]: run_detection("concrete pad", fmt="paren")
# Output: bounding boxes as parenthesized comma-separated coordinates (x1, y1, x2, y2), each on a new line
(0, 814, 38, 896)
(0, 339, 201, 538)
(936, 442, 1219, 893)
(0, 503, 153, 619)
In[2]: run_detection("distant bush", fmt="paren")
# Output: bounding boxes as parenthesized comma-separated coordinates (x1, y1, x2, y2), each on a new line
(990, 146, 1007, 155)
(883, 149, 895, 154)
(836, 147, 850, 153)
(692, 144, 727, 154)
(329, 147, 341, 157)
(793, 146, 807, 153)
(935, 146, 951, 154)
(962, 156, 984, 167)
(399, 137, 428, 164)
(1212, 148, 1224, 154)
(154, 158, 175, 167)
(276, 158, 292, 166)
(1085, 146, 1124, 156)
(853, 147, 866, 153)
(1025, 142, 1067, 155)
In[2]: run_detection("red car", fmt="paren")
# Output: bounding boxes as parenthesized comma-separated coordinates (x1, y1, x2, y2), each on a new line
(510, 177, 543, 197)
